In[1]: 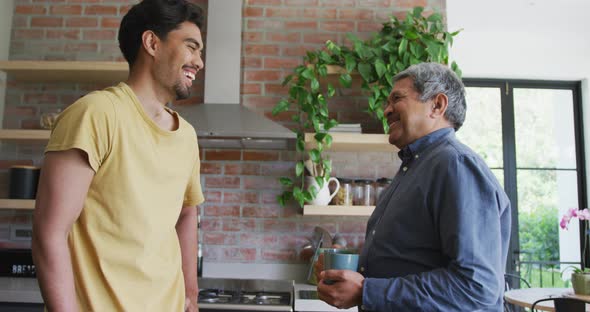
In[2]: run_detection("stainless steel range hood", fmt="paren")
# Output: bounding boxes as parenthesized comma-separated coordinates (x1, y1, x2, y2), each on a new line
(176, 104, 294, 150)
(177, 0, 295, 149)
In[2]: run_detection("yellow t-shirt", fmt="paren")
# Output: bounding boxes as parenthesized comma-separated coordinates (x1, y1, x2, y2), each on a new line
(45, 82, 204, 311)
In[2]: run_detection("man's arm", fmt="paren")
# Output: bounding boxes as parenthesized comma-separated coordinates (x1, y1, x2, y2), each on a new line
(32, 149, 95, 312)
(176, 205, 199, 312)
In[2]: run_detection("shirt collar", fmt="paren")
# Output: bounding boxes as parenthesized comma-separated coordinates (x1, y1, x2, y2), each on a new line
(397, 128, 454, 163)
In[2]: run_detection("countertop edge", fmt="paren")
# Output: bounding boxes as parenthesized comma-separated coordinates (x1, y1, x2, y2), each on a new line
(0, 277, 43, 304)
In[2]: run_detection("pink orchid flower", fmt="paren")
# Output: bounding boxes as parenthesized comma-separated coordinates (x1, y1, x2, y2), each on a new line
(579, 208, 590, 220)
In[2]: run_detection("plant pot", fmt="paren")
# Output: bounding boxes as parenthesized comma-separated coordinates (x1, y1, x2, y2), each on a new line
(572, 272, 590, 295)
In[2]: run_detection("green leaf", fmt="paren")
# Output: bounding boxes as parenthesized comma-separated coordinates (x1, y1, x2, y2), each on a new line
(304, 189, 315, 201)
(339, 73, 352, 88)
(272, 99, 289, 115)
(368, 96, 376, 110)
(405, 30, 419, 40)
(324, 134, 333, 147)
(325, 119, 338, 130)
(277, 194, 285, 206)
(281, 74, 293, 86)
(309, 149, 321, 162)
(311, 78, 320, 92)
(314, 132, 327, 142)
(344, 54, 357, 73)
(318, 65, 328, 77)
(381, 42, 393, 52)
(296, 137, 305, 152)
(315, 176, 325, 190)
(327, 84, 335, 97)
(279, 177, 293, 187)
(412, 6, 424, 18)
(293, 187, 305, 207)
(301, 68, 314, 80)
(296, 161, 305, 176)
(375, 59, 386, 78)
(398, 38, 408, 57)
(358, 62, 372, 82)
(320, 51, 332, 63)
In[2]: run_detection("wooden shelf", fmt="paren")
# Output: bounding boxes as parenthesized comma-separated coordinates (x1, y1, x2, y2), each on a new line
(305, 132, 396, 152)
(0, 60, 128, 83)
(303, 205, 375, 216)
(0, 199, 35, 210)
(0, 129, 50, 140)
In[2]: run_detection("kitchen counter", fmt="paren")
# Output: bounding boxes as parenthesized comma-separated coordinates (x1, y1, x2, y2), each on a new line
(0, 277, 42, 303)
(0, 277, 358, 312)
(294, 283, 357, 312)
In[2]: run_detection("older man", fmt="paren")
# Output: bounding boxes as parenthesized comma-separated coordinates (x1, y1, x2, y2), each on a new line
(317, 62, 511, 311)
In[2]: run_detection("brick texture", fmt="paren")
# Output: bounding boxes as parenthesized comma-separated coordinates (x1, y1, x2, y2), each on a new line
(2, 0, 442, 264)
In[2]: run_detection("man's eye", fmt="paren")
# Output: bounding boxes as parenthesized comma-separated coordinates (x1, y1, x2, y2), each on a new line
(188, 45, 196, 51)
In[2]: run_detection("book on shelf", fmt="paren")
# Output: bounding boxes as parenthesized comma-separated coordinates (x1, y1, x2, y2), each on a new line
(319, 123, 362, 133)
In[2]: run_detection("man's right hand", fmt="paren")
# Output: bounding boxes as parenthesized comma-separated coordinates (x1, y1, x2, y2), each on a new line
(317, 270, 364, 309)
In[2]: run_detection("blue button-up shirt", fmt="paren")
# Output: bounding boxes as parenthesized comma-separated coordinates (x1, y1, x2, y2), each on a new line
(359, 128, 511, 311)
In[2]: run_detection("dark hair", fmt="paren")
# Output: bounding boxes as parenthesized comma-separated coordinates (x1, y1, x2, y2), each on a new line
(393, 62, 467, 131)
(118, 0, 204, 67)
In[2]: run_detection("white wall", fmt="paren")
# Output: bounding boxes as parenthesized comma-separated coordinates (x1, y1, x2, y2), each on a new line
(447, 0, 589, 266)
(0, 0, 15, 126)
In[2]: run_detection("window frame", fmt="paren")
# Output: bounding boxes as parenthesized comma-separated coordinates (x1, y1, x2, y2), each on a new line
(462, 78, 587, 272)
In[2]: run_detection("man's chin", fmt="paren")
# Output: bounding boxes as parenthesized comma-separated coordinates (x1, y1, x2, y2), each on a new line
(175, 86, 191, 100)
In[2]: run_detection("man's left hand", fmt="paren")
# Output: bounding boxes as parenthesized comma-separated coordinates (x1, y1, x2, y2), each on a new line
(184, 297, 199, 312)
(317, 270, 364, 309)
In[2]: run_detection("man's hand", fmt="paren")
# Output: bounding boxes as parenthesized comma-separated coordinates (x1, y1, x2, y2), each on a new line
(184, 297, 198, 312)
(317, 270, 364, 309)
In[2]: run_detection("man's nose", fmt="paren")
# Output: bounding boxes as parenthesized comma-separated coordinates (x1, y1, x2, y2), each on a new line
(193, 54, 204, 72)
(384, 103, 393, 117)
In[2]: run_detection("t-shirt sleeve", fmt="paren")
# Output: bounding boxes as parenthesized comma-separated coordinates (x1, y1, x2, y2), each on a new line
(45, 92, 116, 173)
(183, 145, 204, 207)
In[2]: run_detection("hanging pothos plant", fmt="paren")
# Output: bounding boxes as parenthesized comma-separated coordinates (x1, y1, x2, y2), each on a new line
(273, 7, 462, 207)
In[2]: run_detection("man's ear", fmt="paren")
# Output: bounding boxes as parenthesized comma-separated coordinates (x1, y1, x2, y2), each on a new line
(141, 30, 160, 58)
(430, 93, 448, 118)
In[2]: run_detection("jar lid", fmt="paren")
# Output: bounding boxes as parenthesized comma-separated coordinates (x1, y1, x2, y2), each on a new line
(337, 178, 353, 183)
(354, 179, 373, 184)
(376, 177, 392, 183)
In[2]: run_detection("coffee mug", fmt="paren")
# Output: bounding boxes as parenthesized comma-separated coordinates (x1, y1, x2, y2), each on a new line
(323, 249, 359, 284)
(305, 176, 340, 206)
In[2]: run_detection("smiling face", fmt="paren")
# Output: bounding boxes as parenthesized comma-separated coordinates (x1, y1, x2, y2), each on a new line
(384, 77, 438, 149)
(153, 21, 204, 100)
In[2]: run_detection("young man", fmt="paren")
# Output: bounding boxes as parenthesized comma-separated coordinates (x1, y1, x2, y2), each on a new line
(32, 1, 205, 311)
(316, 62, 511, 311)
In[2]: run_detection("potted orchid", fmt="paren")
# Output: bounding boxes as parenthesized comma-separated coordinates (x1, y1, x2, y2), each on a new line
(560, 208, 590, 295)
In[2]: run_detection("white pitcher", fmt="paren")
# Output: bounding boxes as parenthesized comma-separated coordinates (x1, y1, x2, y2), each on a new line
(305, 176, 340, 206)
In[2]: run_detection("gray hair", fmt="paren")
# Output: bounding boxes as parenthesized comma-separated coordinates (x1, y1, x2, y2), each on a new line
(393, 62, 466, 131)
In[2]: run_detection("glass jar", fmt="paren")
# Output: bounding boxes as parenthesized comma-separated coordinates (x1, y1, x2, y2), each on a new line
(353, 179, 375, 206)
(332, 178, 353, 205)
(375, 178, 392, 203)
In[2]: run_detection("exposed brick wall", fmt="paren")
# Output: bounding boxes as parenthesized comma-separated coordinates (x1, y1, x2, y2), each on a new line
(1, 0, 442, 264)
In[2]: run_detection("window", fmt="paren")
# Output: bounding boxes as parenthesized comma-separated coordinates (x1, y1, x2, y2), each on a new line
(456, 79, 586, 287)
